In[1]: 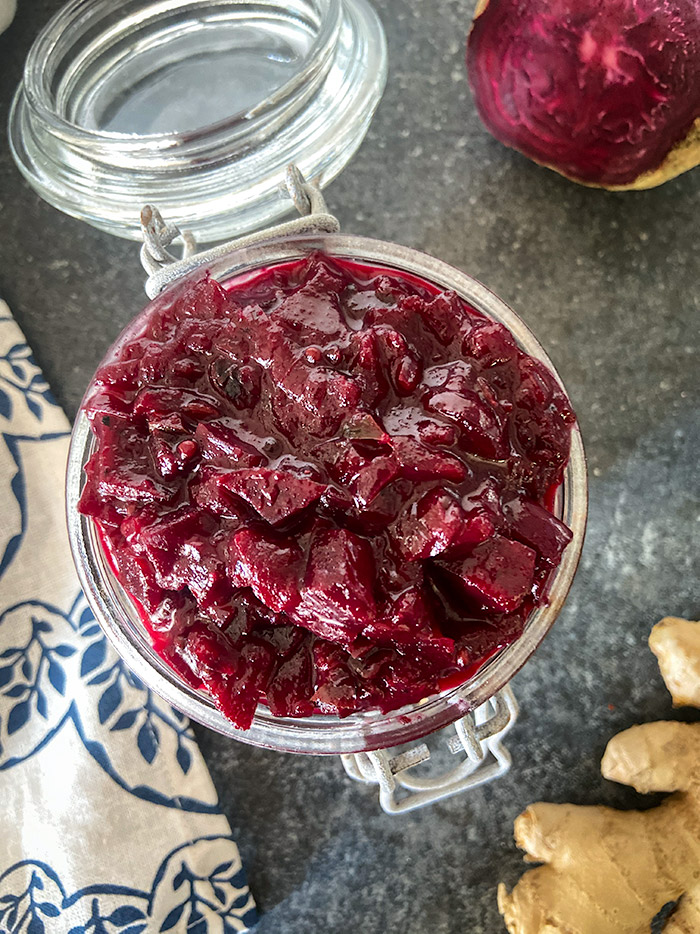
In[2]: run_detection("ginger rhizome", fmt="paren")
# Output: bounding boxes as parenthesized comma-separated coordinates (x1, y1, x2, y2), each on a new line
(499, 616, 700, 934)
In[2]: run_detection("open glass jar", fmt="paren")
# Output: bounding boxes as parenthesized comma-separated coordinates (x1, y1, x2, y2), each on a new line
(65, 193, 587, 810)
(9, 0, 387, 241)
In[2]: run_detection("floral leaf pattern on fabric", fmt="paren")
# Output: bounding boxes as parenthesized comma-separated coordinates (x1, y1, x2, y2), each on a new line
(0, 432, 71, 580)
(0, 340, 56, 422)
(0, 596, 213, 810)
(0, 838, 256, 934)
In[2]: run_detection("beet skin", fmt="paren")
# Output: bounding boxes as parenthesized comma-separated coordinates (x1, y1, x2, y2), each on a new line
(468, 0, 700, 188)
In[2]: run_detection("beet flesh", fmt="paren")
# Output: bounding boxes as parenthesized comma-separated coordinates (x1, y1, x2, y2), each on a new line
(468, 0, 700, 187)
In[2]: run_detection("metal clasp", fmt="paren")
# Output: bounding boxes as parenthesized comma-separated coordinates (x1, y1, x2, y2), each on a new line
(139, 165, 340, 299)
(341, 687, 518, 814)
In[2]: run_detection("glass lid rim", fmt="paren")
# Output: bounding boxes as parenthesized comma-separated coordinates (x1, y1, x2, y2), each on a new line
(20, 0, 344, 146)
(66, 232, 588, 754)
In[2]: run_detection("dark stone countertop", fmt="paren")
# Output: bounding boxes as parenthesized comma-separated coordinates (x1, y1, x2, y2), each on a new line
(1, 2, 699, 931)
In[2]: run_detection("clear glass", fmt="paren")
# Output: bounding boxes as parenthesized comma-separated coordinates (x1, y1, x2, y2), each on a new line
(66, 233, 588, 755)
(8, 0, 387, 242)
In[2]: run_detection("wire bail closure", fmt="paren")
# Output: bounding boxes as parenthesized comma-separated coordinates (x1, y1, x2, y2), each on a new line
(342, 688, 518, 814)
(139, 165, 340, 299)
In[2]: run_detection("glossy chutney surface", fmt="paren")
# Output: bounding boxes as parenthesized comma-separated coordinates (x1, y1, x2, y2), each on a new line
(79, 253, 575, 729)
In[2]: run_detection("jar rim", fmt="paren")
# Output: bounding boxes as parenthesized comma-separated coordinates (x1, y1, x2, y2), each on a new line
(66, 232, 588, 755)
(9, 0, 387, 241)
(21, 0, 343, 148)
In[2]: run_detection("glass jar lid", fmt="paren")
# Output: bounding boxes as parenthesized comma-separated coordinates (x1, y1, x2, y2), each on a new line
(8, 0, 387, 242)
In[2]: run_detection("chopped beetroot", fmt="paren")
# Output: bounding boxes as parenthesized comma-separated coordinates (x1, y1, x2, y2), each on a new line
(427, 388, 506, 460)
(372, 326, 423, 396)
(228, 528, 304, 614)
(271, 271, 349, 345)
(365, 587, 457, 670)
(342, 412, 390, 444)
(348, 330, 388, 407)
(311, 641, 364, 717)
(392, 488, 495, 561)
(315, 439, 371, 483)
(398, 291, 467, 345)
(272, 362, 362, 440)
(109, 542, 163, 613)
(506, 498, 573, 564)
(182, 624, 274, 730)
(298, 526, 377, 642)
(133, 387, 218, 431)
(371, 654, 441, 712)
(351, 456, 402, 507)
(383, 587, 437, 634)
(80, 254, 575, 727)
(191, 469, 252, 519)
(418, 419, 456, 447)
(266, 642, 315, 718)
(313, 439, 400, 509)
(91, 426, 178, 506)
(215, 468, 327, 525)
(138, 508, 231, 610)
(362, 623, 456, 669)
(138, 507, 211, 581)
(78, 461, 124, 527)
(390, 436, 466, 483)
(436, 536, 537, 614)
(148, 430, 195, 479)
(93, 359, 140, 392)
(82, 388, 133, 423)
(463, 320, 518, 365)
(195, 421, 267, 467)
(178, 275, 230, 321)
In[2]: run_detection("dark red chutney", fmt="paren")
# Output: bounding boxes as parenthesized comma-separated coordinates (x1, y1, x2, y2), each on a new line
(79, 253, 575, 729)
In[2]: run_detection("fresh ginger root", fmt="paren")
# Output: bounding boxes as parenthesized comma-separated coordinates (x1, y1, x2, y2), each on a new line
(649, 617, 700, 709)
(498, 616, 700, 934)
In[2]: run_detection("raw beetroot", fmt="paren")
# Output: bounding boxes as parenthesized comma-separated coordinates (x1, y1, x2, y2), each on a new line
(467, 0, 700, 188)
(79, 253, 576, 730)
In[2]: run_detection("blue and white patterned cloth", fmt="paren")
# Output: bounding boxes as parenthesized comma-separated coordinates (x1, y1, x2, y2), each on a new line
(0, 300, 257, 933)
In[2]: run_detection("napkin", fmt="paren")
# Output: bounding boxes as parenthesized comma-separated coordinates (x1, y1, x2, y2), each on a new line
(0, 300, 257, 932)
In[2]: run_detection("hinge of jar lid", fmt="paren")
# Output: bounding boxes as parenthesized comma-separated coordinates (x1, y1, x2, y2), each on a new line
(341, 687, 519, 814)
(139, 165, 341, 299)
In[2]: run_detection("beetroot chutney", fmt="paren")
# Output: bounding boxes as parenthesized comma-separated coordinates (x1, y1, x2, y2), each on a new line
(78, 253, 575, 729)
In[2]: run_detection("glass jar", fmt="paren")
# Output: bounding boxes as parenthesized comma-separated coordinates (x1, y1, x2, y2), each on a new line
(65, 230, 588, 767)
(8, 0, 387, 241)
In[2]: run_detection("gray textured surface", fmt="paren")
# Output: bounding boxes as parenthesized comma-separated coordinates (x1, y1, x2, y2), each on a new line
(1, 2, 699, 932)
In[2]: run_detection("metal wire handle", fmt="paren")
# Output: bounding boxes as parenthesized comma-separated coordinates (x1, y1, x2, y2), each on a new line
(342, 687, 519, 814)
(139, 165, 340, 298)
